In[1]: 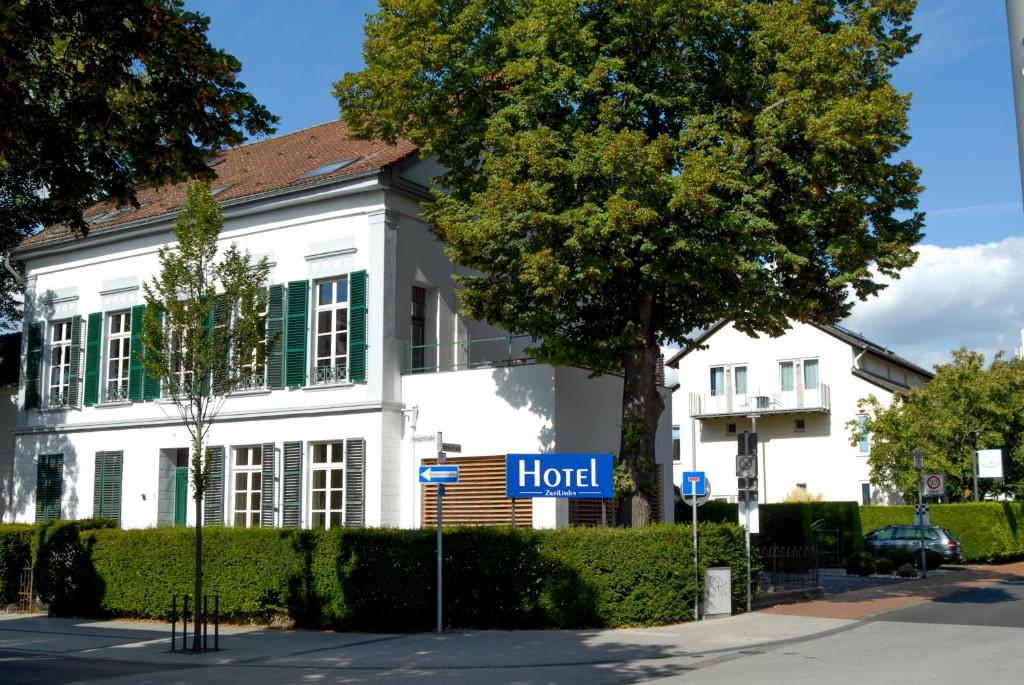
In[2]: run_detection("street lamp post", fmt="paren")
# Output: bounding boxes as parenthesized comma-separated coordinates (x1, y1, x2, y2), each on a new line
(912, 450, 927, 578)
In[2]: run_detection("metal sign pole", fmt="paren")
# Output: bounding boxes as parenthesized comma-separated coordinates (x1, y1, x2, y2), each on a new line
(744, 477, 751, 613)
(692, 495, 699, 621)
(437, 431, 444, 634)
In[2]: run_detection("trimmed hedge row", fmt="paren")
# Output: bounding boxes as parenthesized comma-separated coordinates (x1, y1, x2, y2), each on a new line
(0, 524, 33, 603)
(680, 500, 863, 559)
(861, 503, 1024, 563)
(1, 521, 751, 630)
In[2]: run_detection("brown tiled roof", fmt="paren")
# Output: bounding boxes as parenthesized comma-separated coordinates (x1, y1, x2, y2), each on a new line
(19, 120, 419, 248)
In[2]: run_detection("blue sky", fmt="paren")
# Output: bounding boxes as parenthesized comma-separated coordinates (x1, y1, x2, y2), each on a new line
(187, 0, 1024, 367)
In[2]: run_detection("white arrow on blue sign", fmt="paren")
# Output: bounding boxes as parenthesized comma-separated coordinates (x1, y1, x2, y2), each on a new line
(419, 464, 460, 484)
(682, 471, 707, 497)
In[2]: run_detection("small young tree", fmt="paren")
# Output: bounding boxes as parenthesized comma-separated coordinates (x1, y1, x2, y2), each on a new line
(140, 180, 270, 650)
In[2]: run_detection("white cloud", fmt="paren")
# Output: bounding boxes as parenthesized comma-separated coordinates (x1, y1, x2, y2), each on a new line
(843, 237, 1024, 370)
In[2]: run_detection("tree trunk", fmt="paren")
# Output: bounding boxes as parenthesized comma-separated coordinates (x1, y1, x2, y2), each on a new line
(191, 428, 204, 652)
(616, 292, 665, 527)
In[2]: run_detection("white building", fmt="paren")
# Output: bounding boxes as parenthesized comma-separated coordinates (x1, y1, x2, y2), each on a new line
(667, 320, 932, 505)
(5, 121, 672, 530)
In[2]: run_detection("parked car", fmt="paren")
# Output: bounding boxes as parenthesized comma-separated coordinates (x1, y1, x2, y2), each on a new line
(863, 525, 962, 568)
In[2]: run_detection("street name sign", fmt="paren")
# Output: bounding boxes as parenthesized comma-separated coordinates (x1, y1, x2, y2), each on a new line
(506, 453, 613, 498)
(441, 442, 462, 454)
(419, 465, 460, 484)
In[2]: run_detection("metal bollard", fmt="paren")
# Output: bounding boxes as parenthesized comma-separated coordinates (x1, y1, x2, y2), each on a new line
(170, 595, 177, 652)
(203, 595, 208, 652)
(214, 592, 220, 651)
(181, 595, 189, 652)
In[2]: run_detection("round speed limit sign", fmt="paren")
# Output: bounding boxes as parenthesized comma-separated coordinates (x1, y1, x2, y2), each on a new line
(924, 473, 944, 495)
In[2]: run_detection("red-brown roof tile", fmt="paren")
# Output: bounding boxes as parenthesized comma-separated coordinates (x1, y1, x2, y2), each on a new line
(19, 120, 419, 249)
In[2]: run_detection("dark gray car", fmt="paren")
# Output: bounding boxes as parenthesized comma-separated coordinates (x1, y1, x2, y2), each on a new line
(863, 525, 962, 568)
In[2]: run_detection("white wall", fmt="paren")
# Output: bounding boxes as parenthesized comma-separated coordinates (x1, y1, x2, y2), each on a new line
(672, 322, 899, 504)
(402, 364, 674, 529)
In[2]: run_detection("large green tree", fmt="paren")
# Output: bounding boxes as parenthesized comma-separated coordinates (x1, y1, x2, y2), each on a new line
(853, 349, 1024, 502)
(0, 0, 276, 323)
(337, 0, 923, 525)
(140, 180, 270, 651)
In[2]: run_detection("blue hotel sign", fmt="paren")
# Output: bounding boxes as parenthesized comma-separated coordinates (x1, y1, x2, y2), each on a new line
(506, 453, 613, 498)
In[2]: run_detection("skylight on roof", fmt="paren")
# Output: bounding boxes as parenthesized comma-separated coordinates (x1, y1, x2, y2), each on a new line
(211, 183, 234, 196)
(300, 157, 360, 179)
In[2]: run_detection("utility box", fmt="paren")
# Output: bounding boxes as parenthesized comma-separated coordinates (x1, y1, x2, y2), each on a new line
(704, 567, 732, 618)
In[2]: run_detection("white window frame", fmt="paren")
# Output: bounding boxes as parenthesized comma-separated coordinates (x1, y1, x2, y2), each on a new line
(47, 319, 73, 408)
(231, 445, 262, 528)
(779, 360, 795, 392)
(803, 358, 820, 390)
(313, 277, 349, 385)
(309, 441, 346, 529)
(710, 366, 725, 397)
(104, 311, 131, 402)
(733, 365, 747, 396)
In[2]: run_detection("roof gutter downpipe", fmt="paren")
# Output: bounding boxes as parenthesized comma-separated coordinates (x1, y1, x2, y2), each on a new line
(1007, 0, 1024, 203)
(853, 345, 868, 371)
(1, 252, 22, 285)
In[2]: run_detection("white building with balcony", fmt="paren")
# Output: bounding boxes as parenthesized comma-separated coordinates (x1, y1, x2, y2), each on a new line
(4, 121, 673, 530)
(667, 320, 932, 504)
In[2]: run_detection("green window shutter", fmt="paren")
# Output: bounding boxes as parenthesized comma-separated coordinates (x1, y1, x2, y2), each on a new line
(142, 311, 162, 401)
(349, 270, 367, 382)
(285, 280, 309, 388)
(35, 454, 63, 522)
(68, 317, 82, 408)
(204, 445, 225, 525)
(93, 451, 123, 521)
(83, 312, 102, 406)
(24, 321, 43, 410)
(212, 293, 231, 394)
(281, 441, 303, 527)
(344, 438, 365, 528)
(128, 305, 145, 401)
(261, 442, 276, 527)
(266, 285, 285, 390)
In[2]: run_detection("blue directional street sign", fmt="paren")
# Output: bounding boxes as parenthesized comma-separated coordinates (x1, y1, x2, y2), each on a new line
(506, 453, 613, 498)
(419, 464, 460, 484)
(682, 471, 707, 497)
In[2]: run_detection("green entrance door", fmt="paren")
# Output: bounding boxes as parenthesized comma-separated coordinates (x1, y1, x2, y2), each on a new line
(174, 467, 188, 526)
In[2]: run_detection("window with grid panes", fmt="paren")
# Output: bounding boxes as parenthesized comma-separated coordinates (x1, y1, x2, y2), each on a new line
(314, 278, 348, 384)
(411, 286, 426, 371)
(310, 442, 345, 529)
(48, 320, 73, 408)
(236, 302, 267, 391)
(232, 446, 262, 527)
(105, 311, 131, 402)
(167, 326, 192, 395)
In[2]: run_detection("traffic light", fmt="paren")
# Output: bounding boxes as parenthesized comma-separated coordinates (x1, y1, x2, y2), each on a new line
(738, 431, 758, 457)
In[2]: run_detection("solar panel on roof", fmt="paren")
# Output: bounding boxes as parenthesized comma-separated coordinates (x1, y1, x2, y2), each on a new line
(300, 157, 360, 179)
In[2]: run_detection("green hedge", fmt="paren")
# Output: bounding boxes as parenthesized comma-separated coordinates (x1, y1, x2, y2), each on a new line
(861, 503, 1024, 563)
(15, 522, 751, 630)
(679, 500, 862, 559)
(0, 524, 34, 603)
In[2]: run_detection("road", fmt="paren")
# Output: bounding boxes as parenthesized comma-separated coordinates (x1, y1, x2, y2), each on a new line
(0, 562, 1022, 684)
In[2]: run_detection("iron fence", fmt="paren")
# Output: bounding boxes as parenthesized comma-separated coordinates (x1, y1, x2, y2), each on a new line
(758, 545, 819, 592)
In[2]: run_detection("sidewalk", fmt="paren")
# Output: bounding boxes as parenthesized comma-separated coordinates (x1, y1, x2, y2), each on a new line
(2, 561, 1022, 684)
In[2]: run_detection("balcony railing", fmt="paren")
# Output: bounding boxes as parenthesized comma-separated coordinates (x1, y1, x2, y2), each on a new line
(103, 384, 129, 403)
(689, 383, 830, 418)
(313, 363, 347, 385)
(235, 373, 267, 392)
(47, 388, 69, 409)
(402, 334, 535, 375)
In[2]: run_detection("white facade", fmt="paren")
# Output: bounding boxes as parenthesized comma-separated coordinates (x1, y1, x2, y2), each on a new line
(669, 321, 931, 505)
(6, 129, 672, 529)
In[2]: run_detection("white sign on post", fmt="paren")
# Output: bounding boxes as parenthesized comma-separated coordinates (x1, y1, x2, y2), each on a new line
(923, 473, 945, 497)
(739, 500, 760, 534)
(977, 449, 1004, 479)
